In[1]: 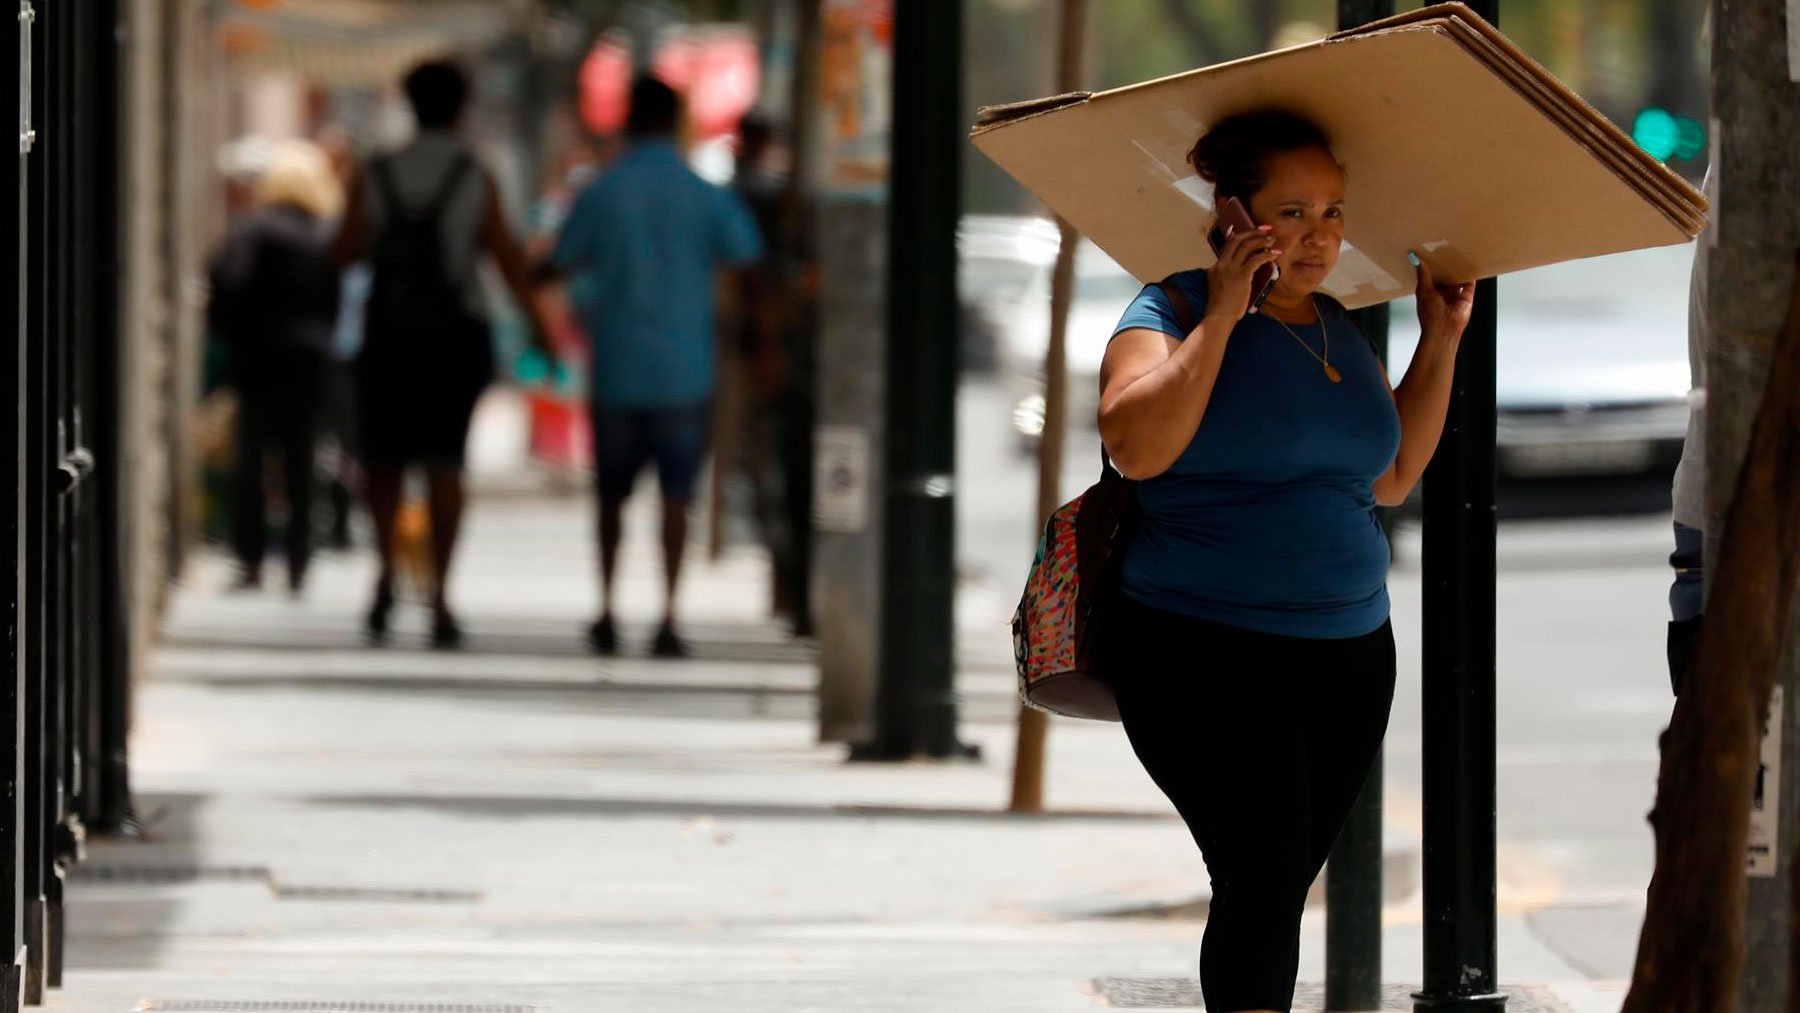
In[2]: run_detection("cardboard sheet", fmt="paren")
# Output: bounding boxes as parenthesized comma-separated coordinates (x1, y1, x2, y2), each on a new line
(1333, 6, 1704, 227)
(971, 2, 1707, 309)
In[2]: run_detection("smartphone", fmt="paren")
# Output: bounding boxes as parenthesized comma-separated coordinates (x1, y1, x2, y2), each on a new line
(1206, 196, 1280, 314)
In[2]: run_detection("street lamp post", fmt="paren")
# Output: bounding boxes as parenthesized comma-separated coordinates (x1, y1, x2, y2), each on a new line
(860, 0, 973, 761)
(1412, 3, 1505, 1009)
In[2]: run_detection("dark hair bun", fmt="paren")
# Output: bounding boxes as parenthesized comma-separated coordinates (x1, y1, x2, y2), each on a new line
(1188, 111, 1333, 203)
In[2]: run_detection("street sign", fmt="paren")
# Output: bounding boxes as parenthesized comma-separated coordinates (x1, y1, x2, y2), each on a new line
(814, 425, 870, 533)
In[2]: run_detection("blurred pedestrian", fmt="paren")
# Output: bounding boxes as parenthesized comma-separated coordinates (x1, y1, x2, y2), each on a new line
(206, 140, 343, 594)
(1666, 169, 1715, 695)
(726, 116, 812, 632)
(318, 124, 367, 550)
(1098, 111, 1471, 1012)
(333, 61, 554, 648)
(548, 76, 765, 658)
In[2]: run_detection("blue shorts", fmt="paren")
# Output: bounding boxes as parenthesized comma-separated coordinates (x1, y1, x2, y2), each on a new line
(591, 402, 712, 505)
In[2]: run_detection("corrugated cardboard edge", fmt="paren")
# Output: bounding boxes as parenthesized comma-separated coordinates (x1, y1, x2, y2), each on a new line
(1319, 17, 1701, 233)
(972, 92, 1092, 135)
(969, 29, 1404, 140)
(1331, 1, 1708, 218)
(1429, 21, 1704, 232)
(1326, 0, 1486, 40)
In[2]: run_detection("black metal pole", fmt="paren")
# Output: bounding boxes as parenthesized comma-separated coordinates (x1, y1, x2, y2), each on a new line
(91, 0, 136, 839)
(1414, 276, 1503, 1013)
(859, 0, 973, 761)
(1327, 311, 1391, 1013)
(1414, 0, 1504, 998)
(779, 0, 821, 641)
(7, 3, 39, 996)
(1323, 7, 1392, 1007)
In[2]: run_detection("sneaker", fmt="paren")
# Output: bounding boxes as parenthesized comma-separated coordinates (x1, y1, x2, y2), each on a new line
(651, 622, 691, 659)
(586, 615, 618, 656)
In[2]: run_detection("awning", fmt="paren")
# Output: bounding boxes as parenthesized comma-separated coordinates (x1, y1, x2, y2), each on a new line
(218, 0, 528, 87)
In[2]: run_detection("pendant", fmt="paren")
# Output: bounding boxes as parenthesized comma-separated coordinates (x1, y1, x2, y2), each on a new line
(1323, 363, 1342, 384)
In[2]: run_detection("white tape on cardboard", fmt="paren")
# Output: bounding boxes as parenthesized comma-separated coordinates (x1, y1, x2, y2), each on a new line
(1329, 240, 1404, 294)
(1171, 175, 1215, 211)
(1748, 685, 1784, 877)
(1131, 140, 1184, 184)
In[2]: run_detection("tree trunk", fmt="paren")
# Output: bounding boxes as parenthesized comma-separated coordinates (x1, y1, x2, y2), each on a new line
(1620, 252, 1800, 1012)
(1621, 0, 1800, 1004)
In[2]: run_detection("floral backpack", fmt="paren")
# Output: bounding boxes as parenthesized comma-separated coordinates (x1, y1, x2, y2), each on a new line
(1009, 279, 1197, 721)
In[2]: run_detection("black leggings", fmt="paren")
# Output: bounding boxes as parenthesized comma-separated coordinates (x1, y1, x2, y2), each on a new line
(1108, 596, 1396, 1013)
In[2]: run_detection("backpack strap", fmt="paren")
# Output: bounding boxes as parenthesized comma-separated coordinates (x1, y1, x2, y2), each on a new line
(1158, 278, 1199, 336)
(421, 152, 474, 223)
(373, 152, 473, 224)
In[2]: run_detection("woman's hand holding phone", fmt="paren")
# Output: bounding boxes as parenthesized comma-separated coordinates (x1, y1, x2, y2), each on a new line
(1206, 223, 1282, 325)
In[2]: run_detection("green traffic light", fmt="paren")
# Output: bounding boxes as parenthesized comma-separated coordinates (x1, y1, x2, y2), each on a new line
(1632, 107, 1679, 161)
(1673, 116, 1706, 162)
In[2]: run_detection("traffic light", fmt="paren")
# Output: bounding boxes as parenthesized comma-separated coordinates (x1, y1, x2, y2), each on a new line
(1632, 106, 1706, 163)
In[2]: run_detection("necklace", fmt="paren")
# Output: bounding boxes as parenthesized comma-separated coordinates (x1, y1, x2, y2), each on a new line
(1269, 296, 1341, 383)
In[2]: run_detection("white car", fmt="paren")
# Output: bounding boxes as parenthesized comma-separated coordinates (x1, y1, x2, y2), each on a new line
(959, 215, 1061, 375)
(994, 237, 1142, 453)
(1388, 241, 1694, 486)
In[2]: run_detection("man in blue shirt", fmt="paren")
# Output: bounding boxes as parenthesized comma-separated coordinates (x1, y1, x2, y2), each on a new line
(551, 76, 765, 658)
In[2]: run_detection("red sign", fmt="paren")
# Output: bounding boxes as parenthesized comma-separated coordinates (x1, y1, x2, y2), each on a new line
(579, 28, 760, 141)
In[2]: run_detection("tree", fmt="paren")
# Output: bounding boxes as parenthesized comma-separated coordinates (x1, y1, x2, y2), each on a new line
(1621, 0, 1800, 1007)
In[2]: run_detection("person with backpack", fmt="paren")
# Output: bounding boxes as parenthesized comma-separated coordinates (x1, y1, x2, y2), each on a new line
(333, 61, 554, 647)
(1097, 111, 1472, 1013)
(207, 140, 344, 595)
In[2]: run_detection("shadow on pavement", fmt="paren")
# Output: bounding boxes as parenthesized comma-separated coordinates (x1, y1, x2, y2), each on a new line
(302, 791, 1176, 824)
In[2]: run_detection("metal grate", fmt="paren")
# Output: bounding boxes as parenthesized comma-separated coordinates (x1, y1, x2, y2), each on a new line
(271, 884, 483, 904)
(138, 1002, 542, 1013)
(1090, 980, 1572, 1011)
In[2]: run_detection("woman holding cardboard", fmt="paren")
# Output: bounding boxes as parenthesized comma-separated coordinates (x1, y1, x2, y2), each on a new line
(1099, 110, 1473, 1013)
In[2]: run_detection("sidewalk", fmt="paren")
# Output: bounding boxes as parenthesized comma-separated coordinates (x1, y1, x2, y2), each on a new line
(49, 493, 1629, 1012)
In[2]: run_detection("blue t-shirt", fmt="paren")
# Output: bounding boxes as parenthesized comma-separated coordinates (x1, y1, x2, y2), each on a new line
(1112, 270, 1401, 639)
(552, 140, 765, 409)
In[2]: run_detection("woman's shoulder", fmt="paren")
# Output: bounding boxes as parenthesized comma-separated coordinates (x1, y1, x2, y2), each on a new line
(1158, 268, 1211, 325)
(1114, 268, 1208, 338)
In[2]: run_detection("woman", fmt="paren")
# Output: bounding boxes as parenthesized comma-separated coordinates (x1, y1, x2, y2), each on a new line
(333, 61, 553, 647)
(1099, 111, 1472, 1013)
(208, 141, 343, 594)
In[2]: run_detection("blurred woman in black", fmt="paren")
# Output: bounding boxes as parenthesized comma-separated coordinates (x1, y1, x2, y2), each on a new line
(207, 141, 343, 594)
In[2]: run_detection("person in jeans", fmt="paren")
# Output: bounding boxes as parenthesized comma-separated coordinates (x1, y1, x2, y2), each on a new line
(1097, 111, 1471, 1013)
(334, 61, 553, 647)
(1666, 169, 1714, 695)
(549, 76, 764, 658)
(208, 141, 343, 594)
